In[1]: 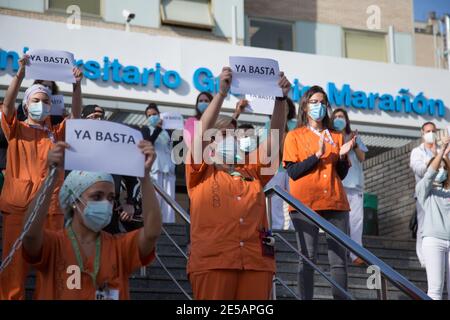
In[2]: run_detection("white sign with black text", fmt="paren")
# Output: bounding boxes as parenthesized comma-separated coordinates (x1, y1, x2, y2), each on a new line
(230, 56, 282, 97)
(65, 119, 145, 177)
(50, 94, 65, 116)
(26, 49, 75, 83)
(161, 112, 184, 130)
(244, 94, 275, 115)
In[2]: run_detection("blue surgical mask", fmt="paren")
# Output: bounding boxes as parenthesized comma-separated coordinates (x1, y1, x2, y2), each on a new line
(148, 114, 160, 127)
(333, 118, 346, 132)
(435, 168, 448, 184)
(28, 101, 50, 122)
(80, 200, 113, 232)
(308, 103, 327, 121)
(239, 136, 258, 153)
(197, 102, 209, 114)
(216, 136, 238, 164)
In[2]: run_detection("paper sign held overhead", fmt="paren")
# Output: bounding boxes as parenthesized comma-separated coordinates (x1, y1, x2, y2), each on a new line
(26, 49, 76, 83)
(229, 56, 282, 97)
(244, 94, 275, 115)
(65, 120, 145, 177)
(50, 95, 65, 116)
(161, 112, 184, 130)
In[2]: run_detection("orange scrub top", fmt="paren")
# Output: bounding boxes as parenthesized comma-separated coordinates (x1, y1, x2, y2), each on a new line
(22, 229, 155, 300)
(0, 111, 65, 216)
(283, 126, 350, 212)
(186, 152, 276, 275)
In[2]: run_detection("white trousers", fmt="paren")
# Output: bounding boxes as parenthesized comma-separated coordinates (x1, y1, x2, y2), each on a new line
(345, 188, 364, 261)
(266, 171, 293, 230)
(416, 200, 426, 267)
(151, 171, 176, 223)
(422, 236, 450, 300)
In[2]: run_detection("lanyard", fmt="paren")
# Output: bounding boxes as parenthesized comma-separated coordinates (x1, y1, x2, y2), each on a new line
(308, 126, 335, 146)
(67, 225, 101, 287)
(28, 123, 56, 143)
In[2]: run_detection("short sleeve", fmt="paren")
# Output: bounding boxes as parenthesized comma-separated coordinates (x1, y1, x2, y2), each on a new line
(1, 110, 18, 141)
(118, 229, 155, 274)
(22, 230, 57, 271)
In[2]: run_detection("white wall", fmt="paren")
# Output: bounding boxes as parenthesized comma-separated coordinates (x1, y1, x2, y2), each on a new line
(0, 0, 45, 12)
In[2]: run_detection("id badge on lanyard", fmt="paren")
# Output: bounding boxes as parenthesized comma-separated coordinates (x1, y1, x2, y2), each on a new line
(29, 124, 56, 143)
(308, 126, 335, 146)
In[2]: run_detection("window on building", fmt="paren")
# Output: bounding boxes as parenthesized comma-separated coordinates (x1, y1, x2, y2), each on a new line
(48, 0, 101, 16)
(344, 30, 388, 62)
(249, 18, 293, 51)
(160, 0, 214, 29)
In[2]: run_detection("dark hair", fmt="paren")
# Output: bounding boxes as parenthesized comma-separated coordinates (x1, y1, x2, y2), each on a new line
(195, 91, 213, 119)
(421, 121, 436, 131)
(238, 123, 255, 130)
(297, 85, 332, 129)
(426, 156, 449, 189)
(331, 108, 352, 135)
(33, 80, 59, 95)
(286, 97, 296, 121)
(145, 103, 159, 115)
(81, 104, 105, 119)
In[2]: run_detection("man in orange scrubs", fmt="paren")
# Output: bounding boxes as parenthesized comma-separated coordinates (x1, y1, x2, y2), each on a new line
(0, 54, 83, 300)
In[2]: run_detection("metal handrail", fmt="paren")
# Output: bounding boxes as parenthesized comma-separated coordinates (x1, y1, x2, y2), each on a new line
(265, 185, 431, 300)
(155, 253, 192, 300)
(150, 182, 192, 299)
(153, 182, 190, 224)
(273, 277, 301, 300)
(273, 231, 353, 300)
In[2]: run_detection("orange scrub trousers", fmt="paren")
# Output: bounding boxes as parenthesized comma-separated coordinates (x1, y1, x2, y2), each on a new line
(186, 155, 276, 300)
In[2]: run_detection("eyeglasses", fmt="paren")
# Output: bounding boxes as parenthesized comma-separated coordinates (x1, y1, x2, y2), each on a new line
(308, 99, 326, 104)
(87, 113, 105, 120)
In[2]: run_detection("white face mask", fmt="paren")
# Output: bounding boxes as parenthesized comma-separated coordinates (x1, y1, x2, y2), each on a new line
(423, 131, 437, 144)
(215, 136, 238, 164)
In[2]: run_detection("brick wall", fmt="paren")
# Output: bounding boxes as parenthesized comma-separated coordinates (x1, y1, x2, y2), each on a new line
(363, 130, 447, 239)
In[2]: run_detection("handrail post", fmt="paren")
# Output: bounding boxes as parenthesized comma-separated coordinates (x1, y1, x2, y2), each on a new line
(377, 276, 388, 300)
(266, 194, 273, 230)
(272, 276, 277, 300)
(140, 266, 147, 277)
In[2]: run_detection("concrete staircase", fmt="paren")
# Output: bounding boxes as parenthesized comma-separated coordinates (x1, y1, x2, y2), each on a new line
(1, 221, 429, 300)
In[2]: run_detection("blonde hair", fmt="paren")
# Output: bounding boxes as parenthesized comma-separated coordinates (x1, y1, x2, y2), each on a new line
(214, 115, 237, 130)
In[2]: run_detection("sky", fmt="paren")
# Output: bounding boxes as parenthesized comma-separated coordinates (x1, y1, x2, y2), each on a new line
(414, 0, 450, 21)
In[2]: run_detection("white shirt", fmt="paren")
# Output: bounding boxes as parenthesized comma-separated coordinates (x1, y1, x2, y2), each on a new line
(410, 143, 438, 184)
